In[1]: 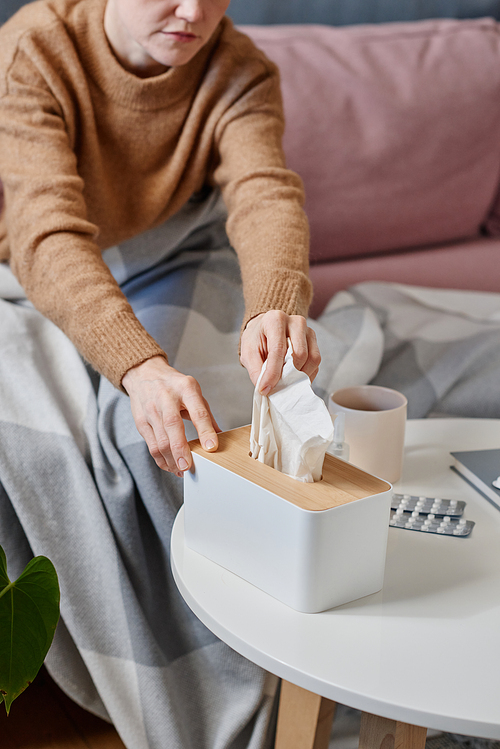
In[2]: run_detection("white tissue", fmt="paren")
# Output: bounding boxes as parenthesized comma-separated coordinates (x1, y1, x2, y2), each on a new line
(250, 345, 334, 482)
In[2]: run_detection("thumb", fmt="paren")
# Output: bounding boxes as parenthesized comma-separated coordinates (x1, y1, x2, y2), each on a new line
(242, 351, 266, 388)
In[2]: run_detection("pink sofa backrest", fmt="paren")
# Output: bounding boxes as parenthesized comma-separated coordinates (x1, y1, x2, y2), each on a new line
(243, 19, 500, 264)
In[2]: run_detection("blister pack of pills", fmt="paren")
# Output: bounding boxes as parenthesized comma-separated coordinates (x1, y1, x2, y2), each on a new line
(389, 494, 475, 536)
(391, 493, 465, 517)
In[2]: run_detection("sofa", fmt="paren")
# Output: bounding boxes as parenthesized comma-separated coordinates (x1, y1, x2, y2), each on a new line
(241, 18, 500, 318)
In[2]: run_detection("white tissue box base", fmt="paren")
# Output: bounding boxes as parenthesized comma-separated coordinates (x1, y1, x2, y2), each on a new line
(184, 447, 391, 614)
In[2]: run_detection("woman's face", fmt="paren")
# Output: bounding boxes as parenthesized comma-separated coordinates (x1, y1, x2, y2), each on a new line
(104, 0, 231, 76)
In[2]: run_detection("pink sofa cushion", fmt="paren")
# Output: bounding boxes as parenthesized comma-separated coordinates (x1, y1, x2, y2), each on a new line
(308, 237, 500, 318)
(243, 20, 500, 264)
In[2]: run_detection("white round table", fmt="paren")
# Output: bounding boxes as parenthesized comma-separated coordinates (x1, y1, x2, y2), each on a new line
(171, 419, 500, 747)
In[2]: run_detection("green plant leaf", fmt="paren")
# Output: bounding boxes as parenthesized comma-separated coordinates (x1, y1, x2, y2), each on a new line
(0, 546, 60, 714)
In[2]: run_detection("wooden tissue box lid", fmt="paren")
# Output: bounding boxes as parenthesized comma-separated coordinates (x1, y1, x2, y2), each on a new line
(189, 425, 390, 512)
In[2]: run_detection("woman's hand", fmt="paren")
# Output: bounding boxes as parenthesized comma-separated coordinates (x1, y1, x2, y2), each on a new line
(122, 356, 220, 476)
(240, 311, 321, 394)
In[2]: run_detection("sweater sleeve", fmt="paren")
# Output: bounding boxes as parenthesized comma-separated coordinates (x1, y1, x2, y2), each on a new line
(212, 63, 313, 330)
(0, 49, 166, 390)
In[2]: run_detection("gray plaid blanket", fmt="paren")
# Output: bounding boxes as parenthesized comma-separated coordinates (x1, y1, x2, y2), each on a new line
(1, 189, 500, 748)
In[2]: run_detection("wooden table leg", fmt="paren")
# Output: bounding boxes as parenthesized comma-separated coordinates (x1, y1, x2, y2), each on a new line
(274, 680, 336, 749)
(359, 712, 427, 749)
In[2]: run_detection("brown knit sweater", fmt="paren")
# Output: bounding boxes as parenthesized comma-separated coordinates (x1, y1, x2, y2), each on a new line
(0, 0, 312, 389)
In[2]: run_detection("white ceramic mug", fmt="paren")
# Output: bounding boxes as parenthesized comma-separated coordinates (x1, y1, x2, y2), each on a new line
(328, 385, 407, 483)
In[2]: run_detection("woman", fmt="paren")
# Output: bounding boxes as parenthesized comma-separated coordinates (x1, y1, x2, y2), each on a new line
(0, 0, 320, 475)
(0, 0, 321, 746)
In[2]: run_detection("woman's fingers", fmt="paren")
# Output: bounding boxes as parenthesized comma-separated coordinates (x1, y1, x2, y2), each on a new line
(240, 311, 322, 394)
(238, 315, 268, 386)
(178, 379, 221, 455)
(240, 311, 287, 392)
(257, 313, 289, 394)
(135, 420, 175, 473)
(158, 408, 194, 473)
(286, 314, 310, 372)
(123, 356, 219, 475)
(296, 325, 321, 382)
(130, 393, 187, 475)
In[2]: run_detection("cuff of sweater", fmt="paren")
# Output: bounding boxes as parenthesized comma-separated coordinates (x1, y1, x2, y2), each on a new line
(83, 311, 167, 392)
(240, 271, 313, 335)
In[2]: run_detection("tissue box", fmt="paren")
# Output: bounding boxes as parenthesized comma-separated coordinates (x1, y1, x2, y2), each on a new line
(183, 425, 392, 613)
